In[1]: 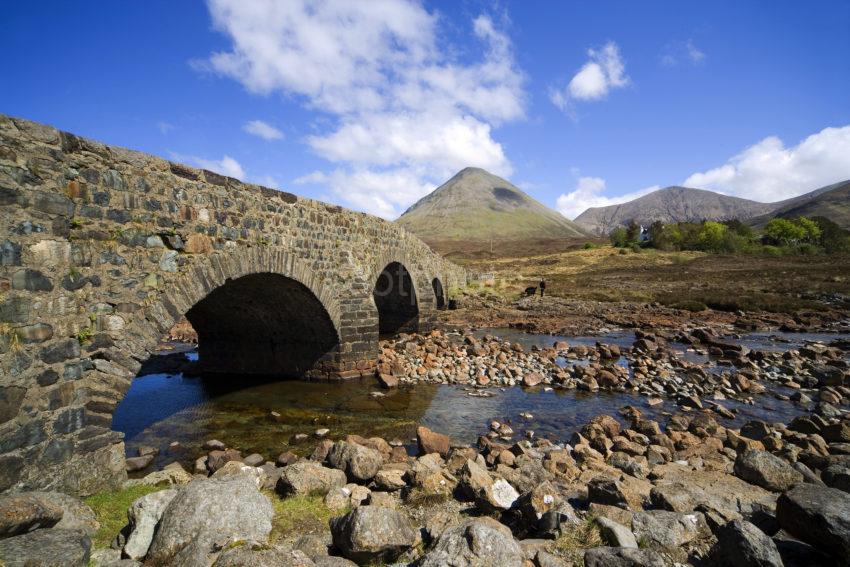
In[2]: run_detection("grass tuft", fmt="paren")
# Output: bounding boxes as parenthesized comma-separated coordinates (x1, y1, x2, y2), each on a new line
(550, 517, 603, 563)
(84, 483, 167, 549)
(265, 491, 344, 543)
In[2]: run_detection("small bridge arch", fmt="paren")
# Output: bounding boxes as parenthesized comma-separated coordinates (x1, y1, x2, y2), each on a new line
(0, 114, 466, 495)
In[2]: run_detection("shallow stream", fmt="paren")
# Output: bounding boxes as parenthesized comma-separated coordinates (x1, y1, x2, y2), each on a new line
(113, 328, 848, 471)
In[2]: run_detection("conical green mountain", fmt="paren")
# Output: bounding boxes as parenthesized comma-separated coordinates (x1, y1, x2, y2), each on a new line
(397, 168, 588, 244)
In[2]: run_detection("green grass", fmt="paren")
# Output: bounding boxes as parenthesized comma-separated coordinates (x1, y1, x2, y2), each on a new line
(266, 491, 345, 543)
(84, 484, 168, 548)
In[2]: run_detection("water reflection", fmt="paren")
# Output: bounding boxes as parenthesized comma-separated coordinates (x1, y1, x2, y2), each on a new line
(114, 328, 847, 472)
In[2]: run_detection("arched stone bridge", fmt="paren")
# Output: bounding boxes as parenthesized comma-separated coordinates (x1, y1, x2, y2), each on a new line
(0, 115, 466, 495)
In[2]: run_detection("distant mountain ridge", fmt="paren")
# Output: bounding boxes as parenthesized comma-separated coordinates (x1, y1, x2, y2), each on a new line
(573, 186, 776, 235)
(573, 181, 850, 234)
(397, 167, 589, 245)
(748, 180, 850, 229)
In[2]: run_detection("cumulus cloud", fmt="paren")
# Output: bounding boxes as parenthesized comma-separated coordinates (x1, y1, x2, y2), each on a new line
(173, 153, 246, 180)
(660, 39, 706, 67)
(201, 0, 525, 218)
(295, 167, 436, 219)
(243, 119, 284, 140)
(684, 125, 850, 202)
(556, 176, 658, 220)
(550, 42, 628, 113)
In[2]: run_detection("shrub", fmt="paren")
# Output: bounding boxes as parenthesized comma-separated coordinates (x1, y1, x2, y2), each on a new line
(583, 242, 595, 250)
(609, 227, 629, 248)
(698, 221, 729, 252)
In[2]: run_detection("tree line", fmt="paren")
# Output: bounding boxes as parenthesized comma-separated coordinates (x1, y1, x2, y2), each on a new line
(609, 216, 849, 254)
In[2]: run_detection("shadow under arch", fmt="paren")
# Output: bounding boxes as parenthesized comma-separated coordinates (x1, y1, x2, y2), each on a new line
(186, 272, 340, 377)
(373, 261, 419, 337)
(432, 277, 446, 310)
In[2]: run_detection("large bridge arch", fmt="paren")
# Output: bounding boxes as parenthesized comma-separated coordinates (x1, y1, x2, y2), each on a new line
(0, 114, 466, 495)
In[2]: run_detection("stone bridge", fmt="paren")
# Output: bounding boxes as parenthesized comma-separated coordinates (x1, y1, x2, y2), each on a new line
(0, 115, 466, 495)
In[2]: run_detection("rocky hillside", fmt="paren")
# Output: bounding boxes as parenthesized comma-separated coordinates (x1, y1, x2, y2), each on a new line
(573, 186, 776, 235)
(750, 179, 850, 229)
(397, 168, 589, 246)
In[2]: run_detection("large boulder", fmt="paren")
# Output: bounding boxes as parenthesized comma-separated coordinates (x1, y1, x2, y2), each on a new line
(708, 520, 783, 567)
(329, 506, 417, 563)
(146, 477, 273, 565)
(123, 488, 178, 560)
(734, 450, 804, 492)
(213, 546, 316, 566)
(0, 528, 91, 567)
(583, 546, 666, 567)
(822, 465, 850, 493)
(776, 484, 850, 560)
(631, 510, 707, 549)
(276, 462, 347, 496)
(33, 492, 99, 536)
(419, 517, 524, 567)
(0, 493, 64, 538)
(327, 441, 383, 482)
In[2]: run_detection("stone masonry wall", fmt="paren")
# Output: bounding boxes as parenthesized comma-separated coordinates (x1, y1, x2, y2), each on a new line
(0, 114, 466, 495)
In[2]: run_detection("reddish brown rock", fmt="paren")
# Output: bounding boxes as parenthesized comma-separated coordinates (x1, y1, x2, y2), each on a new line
(417, 426, 450, 457)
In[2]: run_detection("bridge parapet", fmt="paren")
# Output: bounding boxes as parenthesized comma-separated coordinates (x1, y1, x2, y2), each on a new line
(0, 114, 466, 494)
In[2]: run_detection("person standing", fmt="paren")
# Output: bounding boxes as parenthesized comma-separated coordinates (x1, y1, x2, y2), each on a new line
(539, 278, 546, 297)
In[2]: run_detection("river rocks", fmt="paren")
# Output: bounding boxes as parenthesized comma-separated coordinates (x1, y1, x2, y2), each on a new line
(631, 510, 707, 549)
(417, 426, 450, 457)
(374, 468, 407, 491)
(587, 477, 631, 509)
(277, 462, 347, 496)
(523, 372, 543, 387)
(146, 477, 273, 565)
(330, 506, 417, 563)
(243, 453, 265, 467)
(583, 546, 666, 567)
(0, 528, 91, 567)
(822, 464, 850, 492)
(327, 441, 383, 482)
(708, 519, 783, 567)
(595, 516, 638, 548)
(776, 484, 850, 560)
(124, 455, 154, 472)
(207, 448, 243, 472)
(735, 450, 804, 492)
(458, 458, 519, 510)
(516, 481, 559, 524)
(123, 489, 178, 560)
(419, 517, 524, 567)
(0, 493, 64, 538)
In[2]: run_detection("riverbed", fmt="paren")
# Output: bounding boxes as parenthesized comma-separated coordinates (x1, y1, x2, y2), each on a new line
(113, 328, 849, 472)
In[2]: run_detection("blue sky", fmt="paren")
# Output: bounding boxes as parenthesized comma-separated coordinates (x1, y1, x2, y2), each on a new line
(4, 1, 850, 219)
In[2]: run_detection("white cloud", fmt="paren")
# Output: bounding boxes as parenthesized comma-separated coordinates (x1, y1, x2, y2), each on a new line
(295, 167, 435, 219)
(243, 119, 284, 140)
(551, 42, 628, 113)
(684, 125, 850, 202)
(556, 176, 658, 219)
(660, 39, 706, 67)
(174, 153, 246, 180)
(201, 0, 525, 218)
